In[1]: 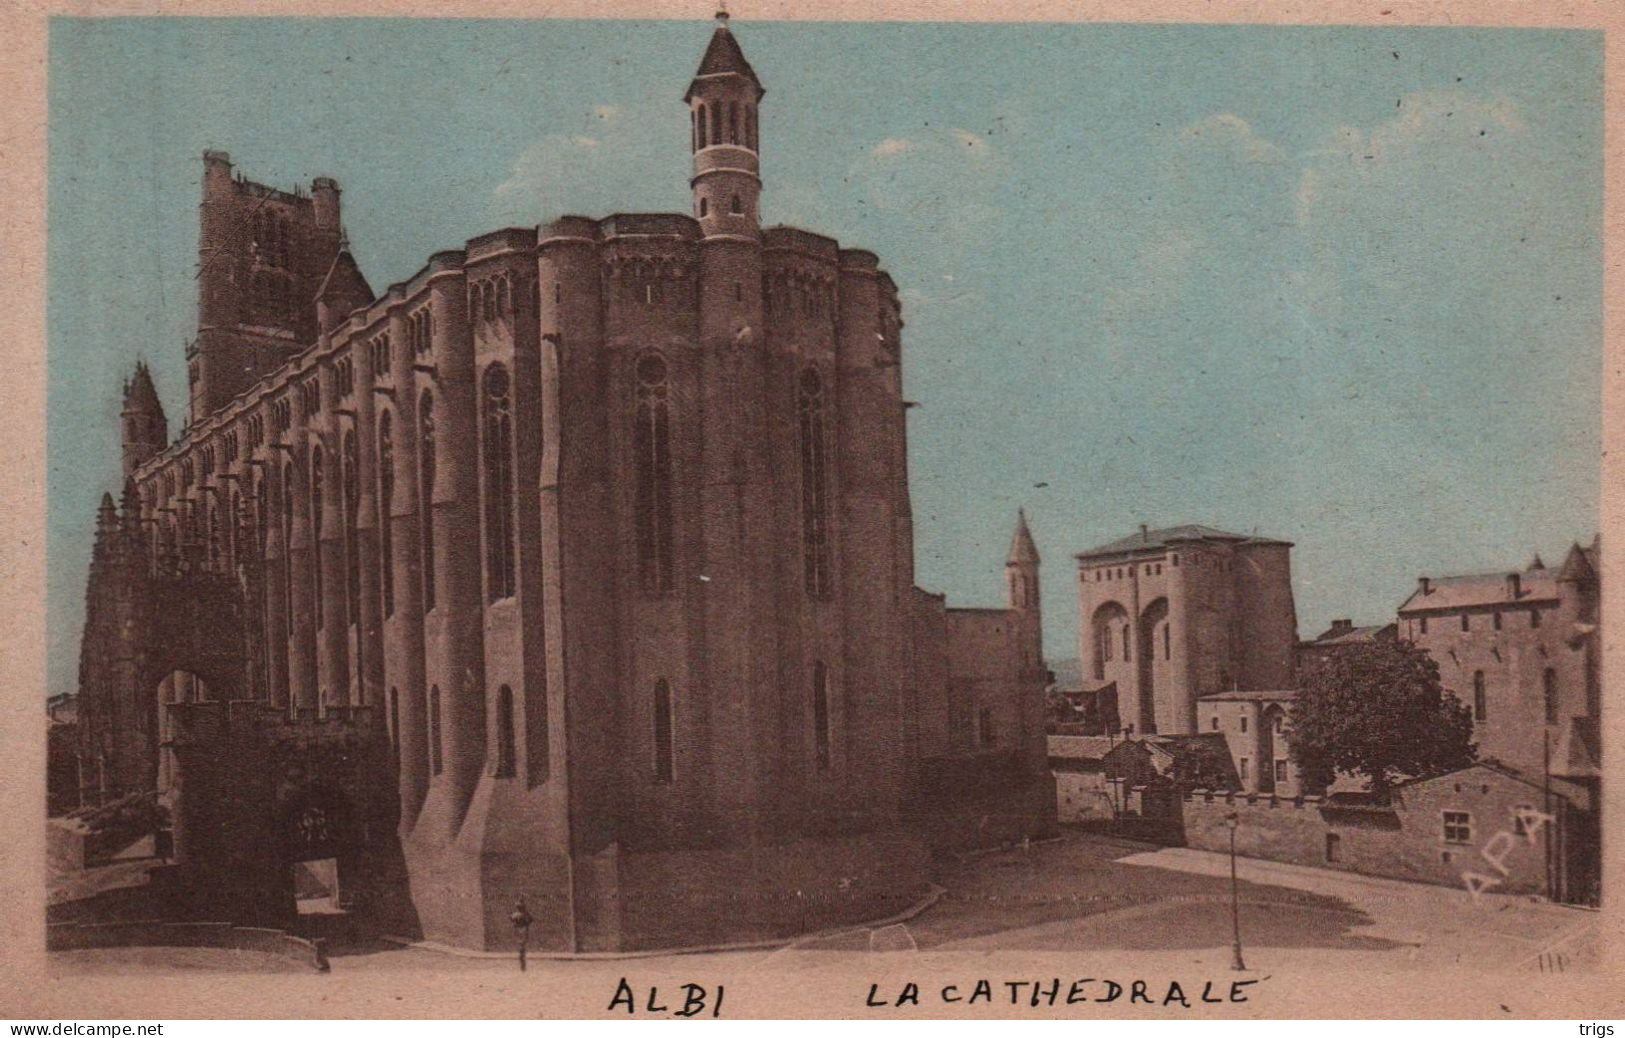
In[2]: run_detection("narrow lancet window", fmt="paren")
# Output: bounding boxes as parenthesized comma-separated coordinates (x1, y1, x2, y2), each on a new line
(482, 364, 516, 601)
(418, 389, 437, 611)
(799, 368, 832, 597)
(634, 354, 675, 594)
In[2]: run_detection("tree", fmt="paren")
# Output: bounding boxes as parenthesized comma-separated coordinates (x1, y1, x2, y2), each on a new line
(1289, 639, 1476, 800)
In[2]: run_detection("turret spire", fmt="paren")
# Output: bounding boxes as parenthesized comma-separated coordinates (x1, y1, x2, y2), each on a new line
(685, 14, 763, 238)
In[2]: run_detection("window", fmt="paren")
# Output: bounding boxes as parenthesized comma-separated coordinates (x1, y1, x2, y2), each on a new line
(282, 462, 295, 633)
(1543, 668, 1558, 724)
(1530, 608, 1541, 629)
(709, 105, 720, 148)
(633, 354, 675, 594)
(377, 411, 395, 618)
(1121, 625, 1130, 660)
(1240, 716, 1248, 733)
(696, 104, 707, 148)
(1239, 758, 1249, 781)
(798, 368, 832, 596)
(1171, 554, 1179, 566)
(730, 194, 743, 215)
(1419, 616, 1429, 635)
(481, 364, 516, 602)
(418, 389, 436, 610)
(979, 707, 996, 746)
(1210, 716, 1219, 731)
(494, 685, 516, 778)
(1493, 611, 1502, 631)
(653, 679, 674, 783)
(342, 430, 361, 629)
(699, 197, 708, 218)
(310, 446, 324, 630)
(1274, 760, 1288, 782)
(1274, 713, 1284, 734)
(812, 662, 831, 772)
(1473, 671, 1487, 722)
(1162, 623, 1170, 660)
(1325, 833, 1340, 862)
(388, 687, 399, 756)
(429, 685, 443, 775)
(1461, 613, 1470, 632)
(1443, 811, 1471, 844)
(1102, 625, 1114, 662)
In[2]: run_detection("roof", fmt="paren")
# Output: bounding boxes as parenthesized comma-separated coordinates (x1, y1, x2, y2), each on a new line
(1398, 569, 1561, 613)
(1196, 689, 1299, 703)
(1302, 622, 1397, 647)
(684, 22, 764, 101)
(1007, 508, 1040, 565)
(122, 361, 163, 415)
(315, 247, 374, 310)
(1075, 523, 1291, 561)
(1047, 735, 1115, 764)
(1549, 716, 1600, 780)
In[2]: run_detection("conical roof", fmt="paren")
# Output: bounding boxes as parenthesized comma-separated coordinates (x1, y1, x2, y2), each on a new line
(1007, 508, 1040, 565)
(684, 20, 764, 101)
(123, 361, 163, 414)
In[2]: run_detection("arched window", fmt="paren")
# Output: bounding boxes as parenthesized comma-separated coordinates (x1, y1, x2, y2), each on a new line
(652, 679, 674, 783)
(255, 473, 268, 559)
(482, 364, 516, 601)
(1163, 623, 1171, 660)
(494, 685, 516, 778)
(207, 500, 221, 570)
(281, 462, 295, 633)
(418, 389, 437, 611)
(798, 368, 831, 596)
(377, 410, 395, 618)
(709, 104, 720, 149)
(698, 197, 709, 218)
(1121, 625, 1130, 661)
(1472, 671, 1487, 722)
(691, 107, 699, 151)
(697, 104, 707, 148)
(728, 102, 739, 144)
(342, 430, 361, 629)
(428, 685, 443, 775)
(634, 353, 675, 594)
(310, 445, 324, 630)
(730, 194, 743, 216)
(1543, 668, 1558, 724)
(812, 662, 831, 772)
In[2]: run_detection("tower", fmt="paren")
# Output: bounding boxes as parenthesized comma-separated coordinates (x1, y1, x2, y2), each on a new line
(1006, 508, 1043, 671)
(190, 150, 356, 419)
(685, 10, 764, 239)
(121, 361, 167, 478)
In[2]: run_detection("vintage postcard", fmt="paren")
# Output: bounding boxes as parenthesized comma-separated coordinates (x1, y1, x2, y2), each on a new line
(1, 0, 1620, 1022)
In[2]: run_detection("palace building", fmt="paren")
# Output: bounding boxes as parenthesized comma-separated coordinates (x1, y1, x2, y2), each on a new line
(70, 17, 1055, 951)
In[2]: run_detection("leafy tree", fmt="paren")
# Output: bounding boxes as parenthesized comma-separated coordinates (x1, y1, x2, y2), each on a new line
(1289, 639, 1476, 800)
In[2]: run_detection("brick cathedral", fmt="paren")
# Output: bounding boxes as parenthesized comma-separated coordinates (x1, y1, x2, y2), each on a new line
(71, 17, 1056, 951)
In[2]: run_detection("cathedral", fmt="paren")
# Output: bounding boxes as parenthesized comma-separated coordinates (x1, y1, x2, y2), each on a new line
(71, 17, 1055, 951)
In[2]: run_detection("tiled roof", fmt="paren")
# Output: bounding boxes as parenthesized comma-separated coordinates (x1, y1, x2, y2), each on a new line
(685, 24, 764, 100)
(1196, 689, 1299, 703)
(1075, 523, 1290, 560)
(1303, 622, 1397, 647)
(1047, 735, 1116, 763)
(1398, 570, 1561, 613)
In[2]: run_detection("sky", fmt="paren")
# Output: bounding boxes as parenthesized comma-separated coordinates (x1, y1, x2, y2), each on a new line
(47, 18, 1602, 694)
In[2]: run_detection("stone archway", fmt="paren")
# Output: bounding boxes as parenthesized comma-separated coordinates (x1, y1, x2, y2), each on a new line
(1137, 597, 1169, 735)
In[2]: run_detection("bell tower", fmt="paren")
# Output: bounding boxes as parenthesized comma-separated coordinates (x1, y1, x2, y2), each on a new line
(685, 11, 764, 239)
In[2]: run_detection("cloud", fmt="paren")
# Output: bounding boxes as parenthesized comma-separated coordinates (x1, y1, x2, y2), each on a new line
(1310, 90, 1526, 165)
(871, 137, 915, 158)
(1180, 112, 1285, 163)
(1295, 166, 1320, 227)
(493, 134, 606, 201)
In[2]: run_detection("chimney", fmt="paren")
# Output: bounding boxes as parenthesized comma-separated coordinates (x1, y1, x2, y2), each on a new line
(1506, 572, 1521, 600)
(1140, 524, 1149, 543)
(1418, 577, 1432, 596)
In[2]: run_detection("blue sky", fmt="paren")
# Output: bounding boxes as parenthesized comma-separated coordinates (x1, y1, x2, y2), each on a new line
(47, 18, 1601, 693)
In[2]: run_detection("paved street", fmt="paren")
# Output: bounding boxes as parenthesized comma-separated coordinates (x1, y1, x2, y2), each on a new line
(49, 830, 1598, 979)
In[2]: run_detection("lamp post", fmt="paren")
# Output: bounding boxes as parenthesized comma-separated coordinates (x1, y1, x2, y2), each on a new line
(1225, 812, 1246, 971)
(510, 896, 533, 972)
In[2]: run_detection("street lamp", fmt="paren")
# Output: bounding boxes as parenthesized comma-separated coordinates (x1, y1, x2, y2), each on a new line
(1225, 812, 1246, 971)
(510, 896, 533, 972)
